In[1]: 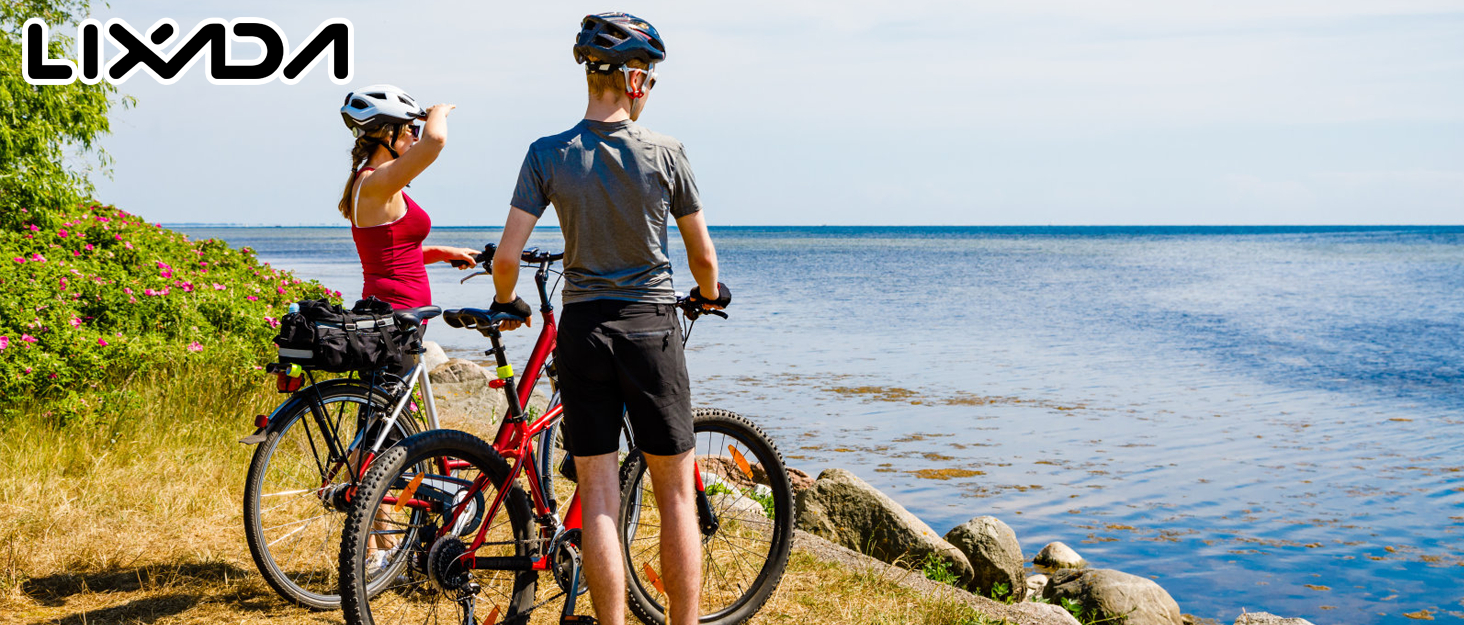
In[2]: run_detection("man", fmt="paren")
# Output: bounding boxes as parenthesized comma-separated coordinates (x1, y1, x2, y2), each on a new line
(488, 12, 730, 625)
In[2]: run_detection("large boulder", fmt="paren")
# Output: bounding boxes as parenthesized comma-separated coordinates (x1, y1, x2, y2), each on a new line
(1034, 541, 1085, 569)
(1234, 613, 1315, 625)
(429, 360, 506, 434)
(430, 358, 490, 384)
(420, 340, 449, 372)
(944, 516, 1025, 601)
(796, 468, 973, 584)
(1043, 568, 1183, 625)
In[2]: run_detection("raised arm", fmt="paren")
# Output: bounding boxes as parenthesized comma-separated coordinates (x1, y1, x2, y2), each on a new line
(675, 211, 719, 299)
(360, 104, 453, 197)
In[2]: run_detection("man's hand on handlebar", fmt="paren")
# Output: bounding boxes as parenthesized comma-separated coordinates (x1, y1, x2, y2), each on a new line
(688, 282, 732, 310)
(491, 295, 533, 331)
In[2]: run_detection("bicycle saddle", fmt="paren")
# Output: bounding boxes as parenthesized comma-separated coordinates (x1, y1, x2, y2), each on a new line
(393, 306, 442, 327)
(443, 308, 526, 331)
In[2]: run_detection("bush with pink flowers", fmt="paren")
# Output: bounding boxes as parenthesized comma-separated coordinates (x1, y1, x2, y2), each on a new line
(0, 202, 340, 413)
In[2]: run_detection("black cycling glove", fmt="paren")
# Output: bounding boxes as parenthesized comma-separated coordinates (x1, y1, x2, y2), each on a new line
(490, 296, 533, 320)
(688, 283, 732, 308)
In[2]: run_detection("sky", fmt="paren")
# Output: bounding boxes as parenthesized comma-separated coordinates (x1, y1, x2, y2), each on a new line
(74, 1, 1464, 225)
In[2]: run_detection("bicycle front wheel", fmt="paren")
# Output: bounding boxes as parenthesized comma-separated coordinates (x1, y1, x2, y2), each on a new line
(242, 380, 420, 610)
(340, 429, 538, 625)
(619, 408, 795, 625)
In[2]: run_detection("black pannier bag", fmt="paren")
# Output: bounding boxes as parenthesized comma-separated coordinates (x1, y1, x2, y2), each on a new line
(273, 297, 410, 373)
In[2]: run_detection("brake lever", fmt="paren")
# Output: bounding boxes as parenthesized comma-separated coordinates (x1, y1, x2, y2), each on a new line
(459, 270, 490, 285)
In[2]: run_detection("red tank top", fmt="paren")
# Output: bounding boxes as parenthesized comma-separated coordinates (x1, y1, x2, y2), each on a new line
(350, 168, 432, 309)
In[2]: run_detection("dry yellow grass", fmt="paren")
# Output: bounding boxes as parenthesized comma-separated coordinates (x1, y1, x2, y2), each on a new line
(0, 364, 999, 625)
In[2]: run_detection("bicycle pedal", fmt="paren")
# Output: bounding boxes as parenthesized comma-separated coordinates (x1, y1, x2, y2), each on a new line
(560, 616, 596, 625)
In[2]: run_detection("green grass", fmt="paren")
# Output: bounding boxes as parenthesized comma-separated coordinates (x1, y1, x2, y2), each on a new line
(920, 552, 961, 586)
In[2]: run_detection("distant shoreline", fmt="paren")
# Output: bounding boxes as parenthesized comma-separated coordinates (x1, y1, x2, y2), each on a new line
(168, 224, 1464, 231)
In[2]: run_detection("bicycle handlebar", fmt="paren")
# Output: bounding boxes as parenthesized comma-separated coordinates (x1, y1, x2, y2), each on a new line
(677, 297, 728, 321)
(451, 243, 564, 270)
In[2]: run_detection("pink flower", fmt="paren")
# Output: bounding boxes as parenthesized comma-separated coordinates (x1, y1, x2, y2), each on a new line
(72, 250, 81, 257)
(264, 316, 279, 328)
(59, 277, 68, 291)
(123, 287, 133, 295)
(11, 257, 23, 264)
(246, 295, 258, 301)
(276, 286, 286, 294)
(114, 234, 123, 241)
(29, 253, 45, 263)
(58, 229, 69, 238)
(97, 338, 108, 346)
(180, 282, 194, 292)
(84, 244, 93, 251)
(0, 336, 8, 350)
(143, 288, 158, 296)
(27, 224, 39, 232)
(212, 283, 226, 291)
(96, 216, 110, 223)
(156, 261, 171, 271)
(186, 341, 203, 352)
(124, 242, 133, 249)
(69, 317, 81, 329)
(21, 335, 37, 343)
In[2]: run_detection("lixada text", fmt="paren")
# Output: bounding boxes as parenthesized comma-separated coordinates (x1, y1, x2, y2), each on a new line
(23, 17, 352, 86)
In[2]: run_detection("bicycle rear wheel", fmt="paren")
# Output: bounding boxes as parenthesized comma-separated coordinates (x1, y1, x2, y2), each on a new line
(619, 408, 795, 625)
(340, 429, 538, 625)
(242, 380, 420, 609)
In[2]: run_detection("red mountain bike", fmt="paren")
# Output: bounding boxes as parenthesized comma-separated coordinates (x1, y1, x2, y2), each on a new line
(338, 246, 794, 625)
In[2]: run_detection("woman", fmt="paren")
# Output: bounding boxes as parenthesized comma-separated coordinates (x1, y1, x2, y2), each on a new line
(338, 84, 477, 309)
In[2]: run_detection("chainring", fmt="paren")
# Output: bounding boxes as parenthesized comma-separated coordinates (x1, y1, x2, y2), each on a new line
(550, 528, 589, 594)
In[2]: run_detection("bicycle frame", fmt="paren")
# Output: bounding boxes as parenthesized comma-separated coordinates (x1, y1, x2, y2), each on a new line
(381, 256, 582, 575)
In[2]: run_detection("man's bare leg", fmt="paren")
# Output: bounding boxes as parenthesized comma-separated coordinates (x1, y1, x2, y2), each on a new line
(644, 450, 701, 625)
(576, 452, 626, 625)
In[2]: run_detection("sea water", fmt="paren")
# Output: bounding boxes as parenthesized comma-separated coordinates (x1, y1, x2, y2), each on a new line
(179, 225, 1464, 624)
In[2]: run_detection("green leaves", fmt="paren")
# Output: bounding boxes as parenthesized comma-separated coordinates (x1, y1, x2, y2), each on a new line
(1, 0, 126, 229)
(0, 203, 340, 416)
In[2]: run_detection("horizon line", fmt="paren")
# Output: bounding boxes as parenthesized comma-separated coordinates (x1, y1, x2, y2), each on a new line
(163, 223, 1464, 229)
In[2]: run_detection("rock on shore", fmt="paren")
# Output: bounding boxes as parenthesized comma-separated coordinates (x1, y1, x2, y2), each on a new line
(428, 358, 547, 427)
(944, 515, 1026, 601)
(796, 468, 975, 584)
(1043, 568, 1183, 625)
(1034, 541, 1086, 569)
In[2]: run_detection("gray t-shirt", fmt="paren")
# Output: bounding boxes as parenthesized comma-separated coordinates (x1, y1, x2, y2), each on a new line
(511, 119, 702, 305)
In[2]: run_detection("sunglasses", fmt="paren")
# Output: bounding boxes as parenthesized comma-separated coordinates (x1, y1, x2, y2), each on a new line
(406, 123, 422, 139)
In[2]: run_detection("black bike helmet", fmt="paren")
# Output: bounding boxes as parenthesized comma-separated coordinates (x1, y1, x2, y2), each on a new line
(573, 12, 666, 70)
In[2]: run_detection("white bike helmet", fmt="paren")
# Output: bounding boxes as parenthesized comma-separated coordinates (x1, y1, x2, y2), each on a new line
(340, 84, 426, 136)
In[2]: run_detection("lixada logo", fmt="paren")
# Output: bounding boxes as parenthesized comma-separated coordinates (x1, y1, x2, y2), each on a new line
(23, 17, 352, 86)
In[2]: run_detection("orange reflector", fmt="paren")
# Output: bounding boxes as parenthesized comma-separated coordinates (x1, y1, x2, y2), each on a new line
(729, 446, 754, 480)
(394, 472, 425, 514)
(485, 605, 500, 625)
(643, 562, 665, 595)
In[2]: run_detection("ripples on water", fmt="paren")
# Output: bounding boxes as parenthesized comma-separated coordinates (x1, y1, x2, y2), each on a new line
(182, 225, 1464, 624)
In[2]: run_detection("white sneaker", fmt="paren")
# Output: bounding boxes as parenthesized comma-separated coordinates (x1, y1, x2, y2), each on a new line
(368, 546, 398, 574)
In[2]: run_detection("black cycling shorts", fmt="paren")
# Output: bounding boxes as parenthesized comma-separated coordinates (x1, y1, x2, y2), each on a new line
(556, 300, 694, 458)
